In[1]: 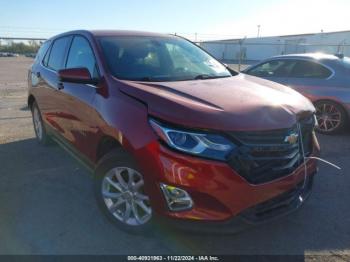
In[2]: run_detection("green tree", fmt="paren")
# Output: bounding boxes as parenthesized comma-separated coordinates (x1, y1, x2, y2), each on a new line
(0, 41, 41, 54)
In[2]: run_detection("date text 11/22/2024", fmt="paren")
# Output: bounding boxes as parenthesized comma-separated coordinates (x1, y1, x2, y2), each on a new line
(127, 256, 219, 261)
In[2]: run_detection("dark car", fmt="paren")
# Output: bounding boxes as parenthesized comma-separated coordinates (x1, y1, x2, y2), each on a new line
(243, 53, 350, 134)
(28, 30, 319, 233)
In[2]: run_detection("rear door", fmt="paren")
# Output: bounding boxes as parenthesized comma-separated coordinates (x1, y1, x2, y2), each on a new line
(286, 60, 335, 100)
(36, 36, 72, 136)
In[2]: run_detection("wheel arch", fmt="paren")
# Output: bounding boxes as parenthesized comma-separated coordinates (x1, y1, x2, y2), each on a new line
(28, 94, 36, 110)
(96, 135, 123, 162)
(314, 99, 349, 119)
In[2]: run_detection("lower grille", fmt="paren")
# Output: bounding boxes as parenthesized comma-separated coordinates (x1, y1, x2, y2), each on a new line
(240, 175, 314, 223)
(228, 116, 314, 184)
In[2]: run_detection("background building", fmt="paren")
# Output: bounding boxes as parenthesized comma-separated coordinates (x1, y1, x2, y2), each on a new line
(200, 30, 350, 63)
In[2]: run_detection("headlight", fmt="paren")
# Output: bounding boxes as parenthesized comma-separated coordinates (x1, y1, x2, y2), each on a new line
(149, 119, 235, 161)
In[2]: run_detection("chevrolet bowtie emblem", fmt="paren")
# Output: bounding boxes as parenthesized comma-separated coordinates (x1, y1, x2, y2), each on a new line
(284, 133, 299, 144)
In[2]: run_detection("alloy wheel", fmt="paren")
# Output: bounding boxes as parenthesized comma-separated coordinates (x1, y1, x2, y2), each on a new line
(315, 102, 342, 133)
(101, 167, 152, 226)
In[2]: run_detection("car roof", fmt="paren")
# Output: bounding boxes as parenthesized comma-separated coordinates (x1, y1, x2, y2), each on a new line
(243, 53, 345, 72)
(271, 53, 341, 61)
(49, 29, 175, 40)
(90, 30, 172, 37)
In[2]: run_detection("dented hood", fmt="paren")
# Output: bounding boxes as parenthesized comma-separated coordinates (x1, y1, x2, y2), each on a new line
(117, 74, 315, 131)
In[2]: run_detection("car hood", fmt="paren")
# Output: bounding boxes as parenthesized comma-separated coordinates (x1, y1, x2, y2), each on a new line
(118, 74, 315, 131)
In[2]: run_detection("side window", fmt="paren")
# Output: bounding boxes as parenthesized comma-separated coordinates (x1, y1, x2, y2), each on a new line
(36, 41, 51, 63)
(47, 37, 70, 71)
(66, 36, 99, 78)
(290, 60, 332, 79)
(247, 60, 296, 77)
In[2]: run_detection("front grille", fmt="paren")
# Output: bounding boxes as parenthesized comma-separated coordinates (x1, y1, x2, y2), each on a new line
(227, 116, 314, 184)
(240, 175, 314, 223)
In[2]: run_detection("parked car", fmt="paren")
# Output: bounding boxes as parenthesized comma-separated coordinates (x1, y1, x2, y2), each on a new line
(1, 52, 19, 57)
(25, 53, 37, 58)
(0, 52, 12, 57)
(243, 53, 350, 134)
(28, 30, 319, 233)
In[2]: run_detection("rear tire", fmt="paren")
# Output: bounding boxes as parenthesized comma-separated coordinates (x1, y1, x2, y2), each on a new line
(315, 100, 347, 135)
(31, 101, 51, 145)
(94, 148, 154, 235)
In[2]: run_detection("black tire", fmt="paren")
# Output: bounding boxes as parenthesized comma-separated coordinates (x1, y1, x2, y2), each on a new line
(94, 148, 154, 235)
(31, 101, 51, 145)
(314, 100, 347, 135)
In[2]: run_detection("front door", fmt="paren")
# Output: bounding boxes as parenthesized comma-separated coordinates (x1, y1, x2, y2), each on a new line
(245, 59, 297, 87)
(58, 35, 101, 161)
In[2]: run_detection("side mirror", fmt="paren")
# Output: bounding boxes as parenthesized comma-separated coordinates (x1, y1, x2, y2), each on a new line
(58, 68, 98, 85)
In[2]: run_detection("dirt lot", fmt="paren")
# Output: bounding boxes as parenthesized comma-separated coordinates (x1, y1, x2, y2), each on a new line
(0, 57, 349, 260)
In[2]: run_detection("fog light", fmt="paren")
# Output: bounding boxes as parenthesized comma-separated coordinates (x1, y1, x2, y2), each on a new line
(160, 183, 193, 211)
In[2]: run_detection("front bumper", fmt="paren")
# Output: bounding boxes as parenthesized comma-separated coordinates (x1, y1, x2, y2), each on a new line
(135, 134, 319, 227)
(161, 174, 314, 233)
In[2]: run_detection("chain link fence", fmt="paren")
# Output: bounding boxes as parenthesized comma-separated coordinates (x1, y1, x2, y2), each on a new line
(200, 40, 350, 71)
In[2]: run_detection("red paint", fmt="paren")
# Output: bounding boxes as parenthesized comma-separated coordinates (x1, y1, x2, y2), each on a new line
(133, 139, 319, 221)
(28, 30, 319, 224)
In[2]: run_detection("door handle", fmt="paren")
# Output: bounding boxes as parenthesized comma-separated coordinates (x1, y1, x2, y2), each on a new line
(57, 82, 64, 90)
(36, 72, 41, 78)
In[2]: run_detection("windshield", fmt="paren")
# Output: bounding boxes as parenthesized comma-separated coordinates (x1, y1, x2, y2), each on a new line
(98, 36, 232, 81)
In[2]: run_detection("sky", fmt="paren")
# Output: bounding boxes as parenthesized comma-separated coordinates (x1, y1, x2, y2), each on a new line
(1, 0, 350, 41)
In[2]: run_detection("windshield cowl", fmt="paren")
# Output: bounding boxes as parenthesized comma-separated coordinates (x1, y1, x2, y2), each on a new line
(118, 74, 232, 82)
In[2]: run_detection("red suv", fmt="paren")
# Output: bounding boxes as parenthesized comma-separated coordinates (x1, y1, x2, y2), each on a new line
(28, 30, 319, 233)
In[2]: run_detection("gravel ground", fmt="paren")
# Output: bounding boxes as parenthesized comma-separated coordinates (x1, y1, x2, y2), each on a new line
(0, 57, 349, 261)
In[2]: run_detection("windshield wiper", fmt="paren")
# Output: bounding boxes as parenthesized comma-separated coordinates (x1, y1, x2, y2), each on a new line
(138, 76, 155, 81)
(134, 76, 170, 82)
(130, 76, 160, 82)
(194, 74, 231, 80)
(129, 75, 231, 82)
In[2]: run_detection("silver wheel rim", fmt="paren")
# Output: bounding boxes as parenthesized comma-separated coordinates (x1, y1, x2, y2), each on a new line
(33, 107, 43, 140)
(316, 103, 341, 132)
(102, 167, 152, 226)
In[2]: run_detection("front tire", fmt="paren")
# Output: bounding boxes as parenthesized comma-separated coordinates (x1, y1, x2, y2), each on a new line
(94, 148, 154, 234)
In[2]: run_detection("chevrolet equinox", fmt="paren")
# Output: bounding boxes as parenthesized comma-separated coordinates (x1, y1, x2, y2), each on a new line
(28, 30, 319, 233)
